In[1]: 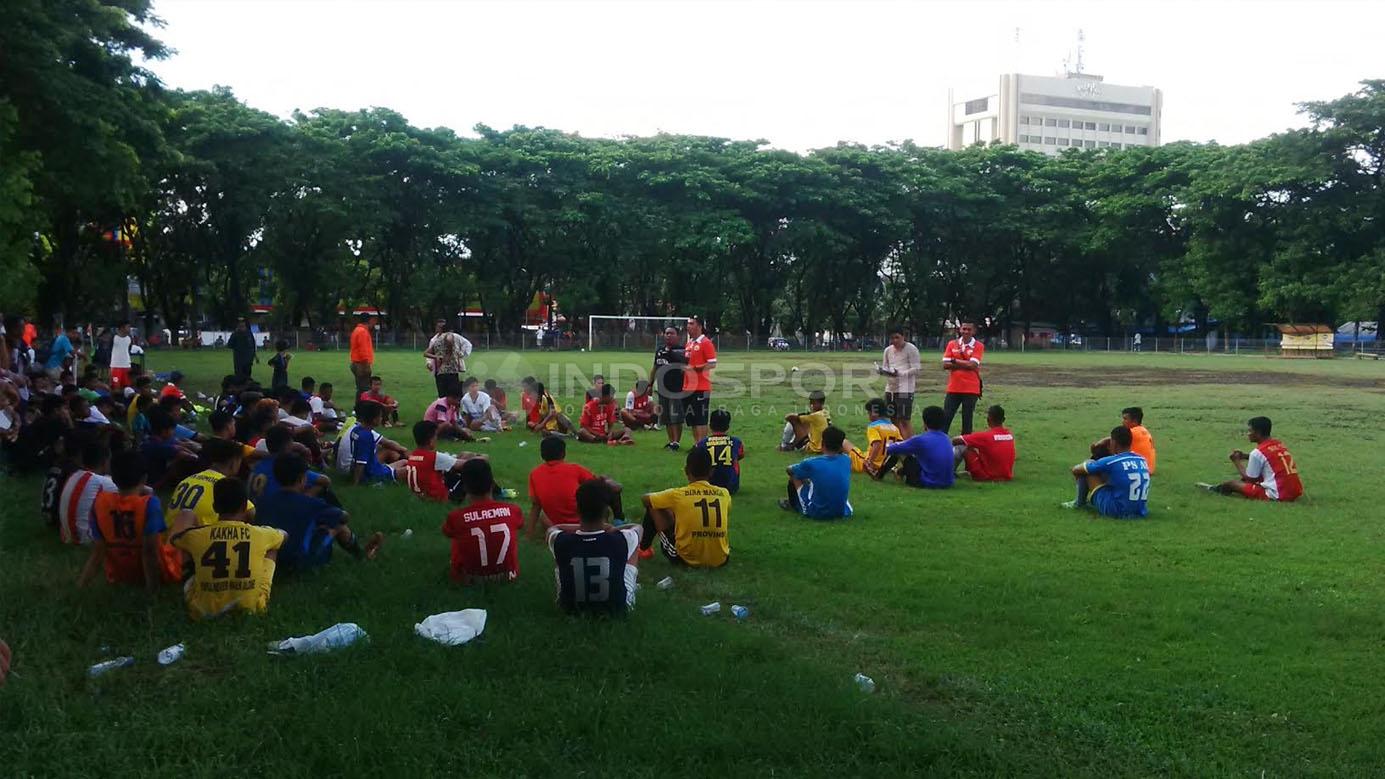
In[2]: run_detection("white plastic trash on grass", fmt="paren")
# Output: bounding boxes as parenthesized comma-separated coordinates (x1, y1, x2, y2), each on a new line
(268, 623, 368, 655)
(415, 609, 487, 646)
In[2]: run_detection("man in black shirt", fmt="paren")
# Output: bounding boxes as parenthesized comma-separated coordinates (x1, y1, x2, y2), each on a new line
(227, 318, 257, 380)
(651, 326, 686, 451)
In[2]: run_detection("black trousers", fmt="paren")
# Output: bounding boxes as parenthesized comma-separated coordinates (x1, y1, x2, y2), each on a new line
(942, 392, 978, 435)
(434, 372, 458, 398)
(234, 361, 253, 379)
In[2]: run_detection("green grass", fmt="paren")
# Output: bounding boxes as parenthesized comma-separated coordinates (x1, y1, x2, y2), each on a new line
(3, 348, 1384, 776)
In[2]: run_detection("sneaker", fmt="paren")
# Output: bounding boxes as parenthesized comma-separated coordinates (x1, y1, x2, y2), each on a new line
(665, 441, 680, 452)
(1195, 482, 1218, 492)
(638, 547, 654, 560)
(1060, 500, 1079, 510)
(777, 499, 796, 512)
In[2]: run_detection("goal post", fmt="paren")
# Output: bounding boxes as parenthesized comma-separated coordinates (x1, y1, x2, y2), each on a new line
(588, 315, 686, 351)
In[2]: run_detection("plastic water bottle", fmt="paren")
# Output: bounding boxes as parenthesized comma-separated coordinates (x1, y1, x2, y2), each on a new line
(401, 529, 414, 539)
(517, 440, 528, 448)
(854, 673, 876, 693)
(156, 643, 185, 666)
(270, 623, 368, 655)
(730, 605, 750, 620)
(88, 657, 135, 677)
(657, 576, 675, 591)
(699, 602, 721, 616)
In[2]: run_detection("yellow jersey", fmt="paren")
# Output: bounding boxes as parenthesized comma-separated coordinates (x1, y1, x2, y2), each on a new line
(537, 394, 562, 431)
(171, 521, 285, 620)
(851, 420, 903, 473)
(647, 480, 731, 567)
(801, 408, 831, 453)
(169, 470, 255, 527)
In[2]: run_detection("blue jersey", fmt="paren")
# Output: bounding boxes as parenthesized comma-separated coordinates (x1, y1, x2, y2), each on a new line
(696, 434, 744, 494)
(886, 430, 955, 489)
(257, 490, 345, 568)
(248, 457, 323, 501)
(1085, 452, 1150, 518)
(550, 528, 637, 615)
(349, 424, 394, 482)
(788, 453, 854, 519)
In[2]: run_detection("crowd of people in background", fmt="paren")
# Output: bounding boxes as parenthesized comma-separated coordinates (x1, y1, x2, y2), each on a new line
(0, 307, 1307, 664)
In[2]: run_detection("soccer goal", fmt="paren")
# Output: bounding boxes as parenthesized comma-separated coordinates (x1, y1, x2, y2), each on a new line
(587, 315, 686, 351)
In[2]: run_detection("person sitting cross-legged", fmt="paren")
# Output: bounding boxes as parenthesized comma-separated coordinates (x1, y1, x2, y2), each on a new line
(404, 420, 486, 503)
(578, 384, 634, 445)
(779, 390, 830, 452)
(169, 477, 286, 620)
(780, 426, 853, 520)
(547, 478, 643, 615)
(1063, 425, 1150, 519)
(258, 453, 383, 571)
(638, 448, 730, 568)
(951, 404, 1016, 482)
(884, 405, 955, 489)
(1199, 415, 1303, 502)
(441, 458, 526, 583)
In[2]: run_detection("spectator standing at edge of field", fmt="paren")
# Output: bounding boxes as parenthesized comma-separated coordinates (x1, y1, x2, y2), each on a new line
(682, 315, 717, 443)
(349, 313, 375, 397)
(108, 321, 136, 392)
(228, 317, 257, 380)
(424, 318, 471, 398)
(877, 325, 921, 439)
(940, 321, 984, 435)
(652, 326, 686, 451)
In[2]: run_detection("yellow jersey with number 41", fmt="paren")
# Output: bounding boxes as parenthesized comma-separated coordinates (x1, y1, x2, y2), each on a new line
(647, 480, 731, 567)
(171, 521, 285, 620)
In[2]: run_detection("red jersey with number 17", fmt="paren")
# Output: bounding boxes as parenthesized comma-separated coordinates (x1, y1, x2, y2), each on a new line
(441, 500, 526, 581)
(943, 338, 984, 395)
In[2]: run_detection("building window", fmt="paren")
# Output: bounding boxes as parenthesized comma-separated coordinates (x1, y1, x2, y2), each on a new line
(1018, 134, 1028, 143)
(1043, 136, 1056, 145)
(1113, 143, 1123, 149)
(1137, 127, 1149, 135)
(1057, 138, 1070, 146)
(1057, 119, 1071, 128)
(1098, 122, 1110, 131)
(1084, 139, 1096, 148)
(1018, 92, 1153, 115)
(1083, 121, 1096, 130)
(1097, 141, 1109, 148)
(1125, 125, 1136, 134)
(965, 97, 989, 115)
(1044, 118, 1057, 127)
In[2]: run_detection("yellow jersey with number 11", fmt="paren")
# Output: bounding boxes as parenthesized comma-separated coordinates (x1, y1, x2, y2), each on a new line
(647, 480, 731, 567)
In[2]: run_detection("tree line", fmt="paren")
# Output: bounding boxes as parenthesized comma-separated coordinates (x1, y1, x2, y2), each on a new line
(4, 2, 1384, 341)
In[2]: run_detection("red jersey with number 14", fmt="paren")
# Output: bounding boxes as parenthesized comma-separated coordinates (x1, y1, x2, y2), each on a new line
(1246, 439, 1303, 501)
(441, 500, 526, 581)
(405, 449, 448, 502)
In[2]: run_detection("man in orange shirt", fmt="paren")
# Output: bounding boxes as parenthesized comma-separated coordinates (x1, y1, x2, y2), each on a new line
(349, 313, 375, 396)
(683, 315, 717, 442)
(941, 322, 985, 434)
(1090, 406, 1157, 474)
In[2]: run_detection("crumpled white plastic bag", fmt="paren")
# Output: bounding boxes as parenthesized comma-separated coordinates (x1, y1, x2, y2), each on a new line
(414, 609, 487, 646)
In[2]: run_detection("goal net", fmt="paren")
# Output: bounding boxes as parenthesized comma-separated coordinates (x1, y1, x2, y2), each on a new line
(587, 315, 686, 351)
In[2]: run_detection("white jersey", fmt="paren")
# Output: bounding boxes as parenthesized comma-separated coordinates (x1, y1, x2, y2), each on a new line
(58, 469, 117, 545)
(110, 334, 133, 369)
(461, 391, 492, 418)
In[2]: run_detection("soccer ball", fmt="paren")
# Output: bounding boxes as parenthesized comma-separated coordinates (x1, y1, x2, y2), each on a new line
(580, 348, 586, 352)
(791, 366, 800, 372)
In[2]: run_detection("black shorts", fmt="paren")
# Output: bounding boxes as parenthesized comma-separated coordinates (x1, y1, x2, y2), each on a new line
(885, 392, 914, 420)
(658, 393, 684, 426)
(684, 391, 710, 426)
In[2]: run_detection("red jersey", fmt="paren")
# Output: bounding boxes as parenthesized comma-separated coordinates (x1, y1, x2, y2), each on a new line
(960, 426, 1016, 481)
(491, 388, 508, 411)
(160, 385, 186, 400)
(91, 493, 181, 585)
(441, 500, 525, 581)
(580, 398, 615, 437)
(943, 338, 984, 395)
(1246, 439, 1303, 502)
(528, 460, 596, 525)
(358, 390, 395, 407)
(627, 391, 652, 416)
(683, 335, 717, 393)
(404, 449, 449, 502)
(523, 393, 540, 425)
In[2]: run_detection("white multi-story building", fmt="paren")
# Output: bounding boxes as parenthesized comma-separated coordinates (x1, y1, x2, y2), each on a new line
(947, 72, 1162, 155)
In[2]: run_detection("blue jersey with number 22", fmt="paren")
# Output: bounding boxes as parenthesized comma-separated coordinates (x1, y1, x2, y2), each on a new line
(1086, 452, 1150, 518)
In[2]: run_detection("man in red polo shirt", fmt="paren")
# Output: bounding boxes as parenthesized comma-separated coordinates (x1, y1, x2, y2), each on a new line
(941, 321, 984, 434)
(526, 436, 624, 537)
(951, 404, 1015, 481)
(683, 315, 717, 442)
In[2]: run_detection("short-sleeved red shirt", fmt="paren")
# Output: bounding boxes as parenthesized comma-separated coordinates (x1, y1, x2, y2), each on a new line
(960, 426, 1015, 481)
(580, 398, 614, 437)
(943, 338, 985, 395)
(528, 460, 596, 525)
(441, 500, 525, 581)
(683, 335, 717, 393)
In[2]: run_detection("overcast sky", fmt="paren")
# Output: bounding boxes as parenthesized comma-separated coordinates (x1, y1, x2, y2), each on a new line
(143, 0, 1383, 151)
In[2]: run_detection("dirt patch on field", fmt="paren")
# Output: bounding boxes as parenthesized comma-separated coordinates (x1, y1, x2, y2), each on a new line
(986, 364, 1385, 390)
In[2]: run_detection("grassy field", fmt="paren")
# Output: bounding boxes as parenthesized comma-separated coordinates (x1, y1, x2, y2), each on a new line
(3, 348, 1384, 777)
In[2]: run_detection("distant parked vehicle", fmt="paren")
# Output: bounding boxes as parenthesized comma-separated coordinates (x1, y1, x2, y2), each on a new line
(768, 337, 791, 351)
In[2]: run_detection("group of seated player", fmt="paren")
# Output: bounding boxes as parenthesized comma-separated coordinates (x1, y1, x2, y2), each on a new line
(515, 374, 660, 444)
(28, 357, 1307, 621)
